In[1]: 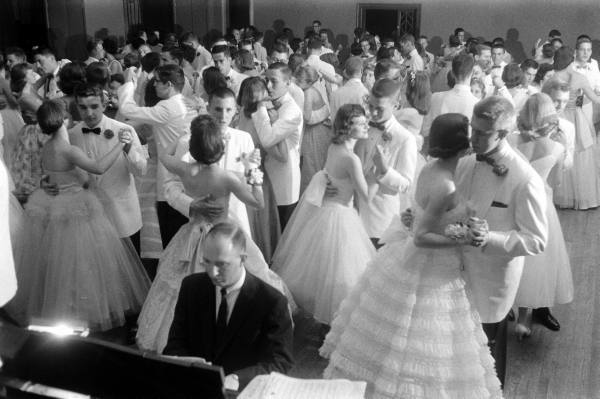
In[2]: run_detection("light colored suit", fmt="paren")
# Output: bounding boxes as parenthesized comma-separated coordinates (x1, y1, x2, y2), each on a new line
(69, 116, 147, 237)
(356, 116, 417, 238)
(164, 127, 255, 234)
(118, 81, 188, 201)
(251, 93, 303, 206)
(456, 142, 548, 323)
(329, 78, 369, 121)
(420, 83, 479, 137)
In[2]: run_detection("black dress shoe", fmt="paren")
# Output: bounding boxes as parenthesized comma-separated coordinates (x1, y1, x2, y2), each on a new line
(532, 307, 560, 331)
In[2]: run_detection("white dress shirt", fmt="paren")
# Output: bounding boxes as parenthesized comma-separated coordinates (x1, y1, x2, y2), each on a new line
(421, 84, 479, 137)
(215, 267, 246, 323)
(356, 116, 418, 238)
(404, 48, 424, 71)
(251, 93, 303, 205)
(329, 78, 369, 121)
(164, 126, 255, 233)
(227, 69, 248, 97)
(69, 115, 147, 237)
(306, 54, 336, 82)
(118, 81, 188, 201)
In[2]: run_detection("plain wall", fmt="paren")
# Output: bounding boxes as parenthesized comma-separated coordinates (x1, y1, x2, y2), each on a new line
(252, 0, 600, 61)
(84, 0, 127, 42)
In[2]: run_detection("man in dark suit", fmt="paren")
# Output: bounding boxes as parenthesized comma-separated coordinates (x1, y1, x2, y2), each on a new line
(163, 222, 294, 390)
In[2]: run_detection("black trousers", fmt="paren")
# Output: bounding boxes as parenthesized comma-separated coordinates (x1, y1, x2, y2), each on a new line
(277, 203, 297, 232)
(482, 316, 508, 388)
(156, 201, 188, 248)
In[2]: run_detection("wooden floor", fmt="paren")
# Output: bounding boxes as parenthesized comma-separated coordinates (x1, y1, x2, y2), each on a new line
(288, 207, 600, 399)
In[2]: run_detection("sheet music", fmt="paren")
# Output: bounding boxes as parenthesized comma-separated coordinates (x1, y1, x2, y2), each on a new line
(239, 372, 366, 399)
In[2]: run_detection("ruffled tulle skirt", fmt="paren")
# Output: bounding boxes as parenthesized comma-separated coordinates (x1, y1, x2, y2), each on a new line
(320, 235, 503, 398)
(272, 199, 375, 325)
(8, 188, 150, 331)
(137, 218, 295, 353)
(554, 106, 600, 209)
(515, 186, 573, 307)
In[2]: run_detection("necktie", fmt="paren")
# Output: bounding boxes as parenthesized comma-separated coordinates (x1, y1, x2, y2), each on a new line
(45, 74, 55, 98)
(215, 288, 228, 351)
(82, 127, 101, 135)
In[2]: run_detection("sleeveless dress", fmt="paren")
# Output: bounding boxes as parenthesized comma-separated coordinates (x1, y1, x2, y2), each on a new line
(300, 87, 332, 194)
(136, 195, 294, 353)
(8, 168, 150, 331)
(515, 153, 574, 307)
(272, 170, 375, 324)
(553, 83, 600, 209)
(320, 206, 503, 399)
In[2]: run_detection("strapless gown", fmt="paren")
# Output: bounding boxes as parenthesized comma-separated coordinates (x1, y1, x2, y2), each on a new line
(320, 206, 503, 399)
(272, 170, 375, 324)
(8, 168, 150, 331)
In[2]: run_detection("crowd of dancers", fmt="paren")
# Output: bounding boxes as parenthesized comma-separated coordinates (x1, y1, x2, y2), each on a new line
(1, 20, 595, 397)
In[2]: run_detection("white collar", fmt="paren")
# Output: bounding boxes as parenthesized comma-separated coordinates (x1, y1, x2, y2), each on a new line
(219, 266, 246, 294)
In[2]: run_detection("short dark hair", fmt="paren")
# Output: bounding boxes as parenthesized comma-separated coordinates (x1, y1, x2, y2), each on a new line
(202, 67, 228, 96)
(37, 100, 66, 135)
(271, 43, 288, 57)
(491, 43, 505, 52)
(155, 64, 185, 92)
(74, 84, 104, 102)
(288, 54, 304, 73)
(520, 59, 539, 71)
(103, 37, 118, 55)
(110, 73, 125, 85)
(131, 37, 146, 51)
(534, 63, 554, 84)
(451, 53, 474, 81)
(141, 52, 161, 73)
(312, 20, 321, 25)
(5, 46, 26, 60)
(399, 34, 415, 45)
(576, 36, 592, 50)
(180, 31, 198, 44)
(211, 44, 231, 58)
(267, 62, 292, 80)
(205, 221, 247, 253)
(208, 86, 236, 105)
(86, 39, 102, 55)
(10, 63, 32, 93)
(180, 44, 196, 64)
(371, 78, 400, 99)
(501, 63, 523, 89)
(332, 104, 367, 144)
(374, 58, 400, 80)
(189, 115, 225, 164)
(57, 61, 87, 95)
(86, 61, 110, 89)
(163, 46, 184, 65)
(550, 38, 563, 46)
(406, 71, 431, 115)
(454, 27, 465, 36)
(33, 47, 56, 58)
(549, 29, 561, 38)
(123, 52, 140, 69)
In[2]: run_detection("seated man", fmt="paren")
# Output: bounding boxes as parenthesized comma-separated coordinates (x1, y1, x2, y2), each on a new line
(163, 222, 294, 390)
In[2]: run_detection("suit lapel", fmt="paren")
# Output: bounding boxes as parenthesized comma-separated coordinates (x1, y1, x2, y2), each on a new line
(474, 168, 503, 218)
(204, 278, 217, 357)
(213, 273, 258, 358)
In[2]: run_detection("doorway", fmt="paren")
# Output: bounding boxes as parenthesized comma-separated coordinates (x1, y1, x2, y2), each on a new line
(358, 3, 421, 39)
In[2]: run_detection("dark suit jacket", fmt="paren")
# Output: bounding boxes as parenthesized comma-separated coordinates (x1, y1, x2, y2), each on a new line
(163, 272, 294, 388)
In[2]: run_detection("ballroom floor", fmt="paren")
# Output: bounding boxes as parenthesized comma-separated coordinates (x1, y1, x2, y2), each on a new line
(288, 207, 600, 399)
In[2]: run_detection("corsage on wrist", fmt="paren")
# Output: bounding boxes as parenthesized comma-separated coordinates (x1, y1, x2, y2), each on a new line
(444, 222, 469, 241)
(246, 168, 263, 186)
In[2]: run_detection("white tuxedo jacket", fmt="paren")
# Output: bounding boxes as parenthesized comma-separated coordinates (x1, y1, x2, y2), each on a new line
(164, 127, 255, 234)
(70, 116, 147, 237)
(456, 143, 548, 323)
(421, 84, 479, 137)
(251, 93, 303, 206)
(356, 117, 417, 238)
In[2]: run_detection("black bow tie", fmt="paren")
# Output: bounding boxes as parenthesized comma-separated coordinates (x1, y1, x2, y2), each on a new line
(82, 127, 101, 135)
(476, 149, 508, 176)
(475, 153, 494, 164)
(368, 121, 386, 131)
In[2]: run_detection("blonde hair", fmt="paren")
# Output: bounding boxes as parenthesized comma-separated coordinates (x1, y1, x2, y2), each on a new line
(293, 64, 319, 87)
(518, 93, 558, 136)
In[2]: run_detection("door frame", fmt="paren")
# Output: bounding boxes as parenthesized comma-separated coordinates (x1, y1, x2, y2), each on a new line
(356, 3, 421, 36)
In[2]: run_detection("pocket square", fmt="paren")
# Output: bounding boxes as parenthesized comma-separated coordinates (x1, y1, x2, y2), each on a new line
(491, 201, 508, 208)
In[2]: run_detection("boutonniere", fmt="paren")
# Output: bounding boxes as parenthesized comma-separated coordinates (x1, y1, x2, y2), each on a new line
(103, 129, 114, 139)
(492, 163, 509, 177)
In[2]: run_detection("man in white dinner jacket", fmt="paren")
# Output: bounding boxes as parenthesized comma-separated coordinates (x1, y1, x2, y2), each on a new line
(69, 84, 147, 252)
(251, 62, 303, 231)
(456, 95, 548, 387)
